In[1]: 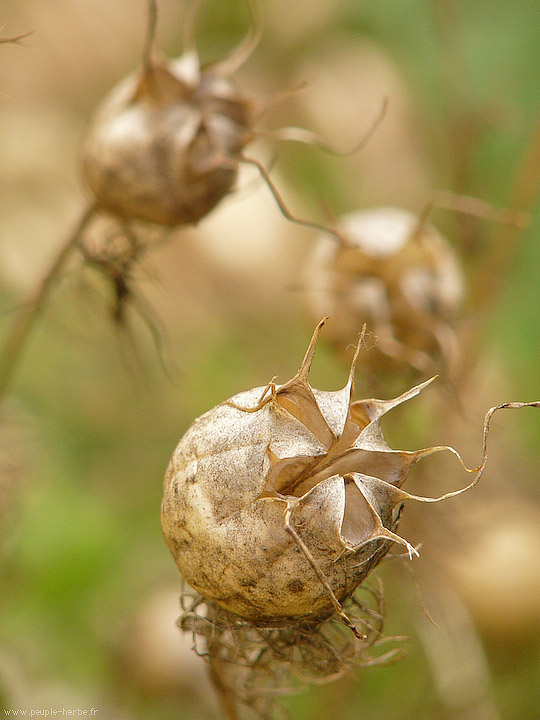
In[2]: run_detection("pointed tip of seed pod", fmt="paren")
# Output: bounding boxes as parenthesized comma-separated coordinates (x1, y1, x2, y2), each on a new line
(347, 323, 367, 388)
(395, 374, 438, 406)
(295, 317, 327, 382)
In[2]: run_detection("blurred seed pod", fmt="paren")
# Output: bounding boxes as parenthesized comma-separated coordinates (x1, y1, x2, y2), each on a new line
(82, 1, 262, 226)
(161, 319, 477, 631)
(120, 586, 212, 700)
(303, 207, 464, 375)
(445, 500, 540, 643)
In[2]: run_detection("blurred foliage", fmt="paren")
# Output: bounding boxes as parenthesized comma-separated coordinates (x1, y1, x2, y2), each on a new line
(1, 1, 540, 719)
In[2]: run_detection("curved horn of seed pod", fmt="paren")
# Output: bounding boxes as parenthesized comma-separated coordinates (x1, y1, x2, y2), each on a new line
(162, 320, 512, 635)
(207, 0, 263, 77)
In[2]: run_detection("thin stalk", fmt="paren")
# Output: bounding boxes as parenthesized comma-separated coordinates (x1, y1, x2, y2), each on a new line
(239, 154, 347, 244)
(0, 31, 33, 46)
(0, 203, 98, 401)
(429, 0, 476, 194)
(258, 97, 388, 158)
(469, 115, 540, 315)
(206, 603, 240, 720)
(207, 655, 240, 720)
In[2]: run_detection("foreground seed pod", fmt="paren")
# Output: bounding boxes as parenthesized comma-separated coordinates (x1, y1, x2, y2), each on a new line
(161, 320, 473, 627)
(83, 1, 260, 226)
(304, 207, 463, 373)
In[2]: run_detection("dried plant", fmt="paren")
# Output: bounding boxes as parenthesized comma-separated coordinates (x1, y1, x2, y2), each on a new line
(0, 0, 382, 400)
(161, 319, 539, 717)
(2, 3, 540, 720)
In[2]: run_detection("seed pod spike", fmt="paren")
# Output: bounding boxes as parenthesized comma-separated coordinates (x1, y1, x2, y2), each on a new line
(313, 324, 369, 466)
(344, 323, 367, 402)
(254, 80, 309, 121)
(260, 97, 388, 158)
(274, 318, 337, 449)
(143, 0, 159, 73)
(182, 0, 203, 56)
(341, 323, 367, 442)
(208, 0, 263, 77)
(179, 0, 203, 85)
(0, 30, 33, 46)
(409, 190, 529, 245)
(474, 400, 540, 484)
(294, 317, 327, 384)
(352, 375, 438, 427)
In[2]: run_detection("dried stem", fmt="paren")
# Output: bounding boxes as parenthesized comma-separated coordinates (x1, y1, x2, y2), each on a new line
(207, 653, 241, 720)
(429, 0, 477, 195)
(410, 190, 528, 244)
(284, 506, 366, 640)
(0, 31, 33, 46)
(260, 97, 388, 158)
(239, 154, 346, 243)
(0, 203, 98, 402)
(469, 114, 540, 315)
(210, 0, 263, 76)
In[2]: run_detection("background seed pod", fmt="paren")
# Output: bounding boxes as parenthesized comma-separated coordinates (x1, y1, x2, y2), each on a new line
(303, 207, 464, 374)
(82, 50, 257, 226)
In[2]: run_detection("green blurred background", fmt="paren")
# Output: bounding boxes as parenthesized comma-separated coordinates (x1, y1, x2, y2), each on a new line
(1, 1, 540, 718)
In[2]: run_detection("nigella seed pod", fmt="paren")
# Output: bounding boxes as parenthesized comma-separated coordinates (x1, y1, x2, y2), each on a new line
(161, 319, 472, 628)
(82, 1, 260, 226)
(304, 207, 464, 374)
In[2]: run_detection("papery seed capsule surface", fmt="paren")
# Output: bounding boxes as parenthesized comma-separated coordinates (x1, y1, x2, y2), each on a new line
(161, 321, 446, 623)
(83, 57, 255, 226)
(304, 207, 463, 373)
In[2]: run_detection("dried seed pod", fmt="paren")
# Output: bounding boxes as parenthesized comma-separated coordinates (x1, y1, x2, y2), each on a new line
(161, 320, 472, 627)
(82, 1, 260, 226)
(303, 207, 464, 374)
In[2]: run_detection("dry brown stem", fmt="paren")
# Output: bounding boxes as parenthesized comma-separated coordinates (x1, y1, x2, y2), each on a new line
(0, 203, 99, 402)
(259, 96, 388, 157)
(238, 154, 345, 243)
(0, 31, 33, 46)
(469, 115, 540, 315)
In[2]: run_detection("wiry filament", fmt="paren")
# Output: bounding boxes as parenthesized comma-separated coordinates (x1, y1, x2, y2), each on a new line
(261, 97, 389, 158)
(284, 505, 367, 640)
(210, 0, 263, 76)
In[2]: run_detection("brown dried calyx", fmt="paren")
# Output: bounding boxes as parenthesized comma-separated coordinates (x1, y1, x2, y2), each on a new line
(162, 319, 486, 634)
(83, 0, 261, 226)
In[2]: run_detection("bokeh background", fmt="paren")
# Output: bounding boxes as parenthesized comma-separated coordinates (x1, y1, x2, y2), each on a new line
(1, 1, 540, 718)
